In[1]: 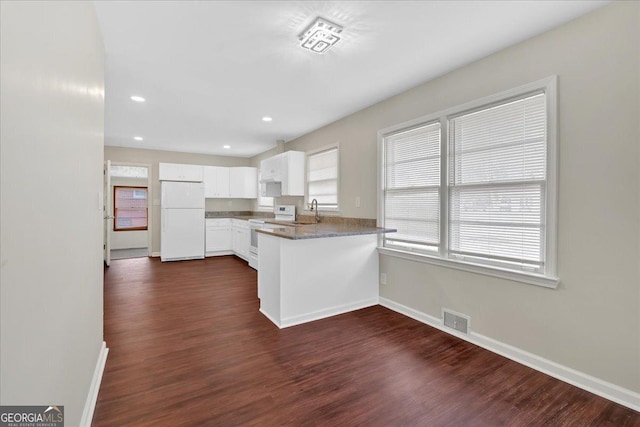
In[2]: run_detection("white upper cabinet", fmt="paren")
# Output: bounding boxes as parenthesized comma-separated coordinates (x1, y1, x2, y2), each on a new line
(229, 167, 257, 198)
(158, 163, 203, 182)
(260, 155, 284, 183)
(204, 166, 257, 199)
(204, 166, 230, 198)
(259, 151, 305, 196)
(159, 161, 257, 199)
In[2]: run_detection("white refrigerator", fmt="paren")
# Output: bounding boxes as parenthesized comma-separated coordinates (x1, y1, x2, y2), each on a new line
(161, 181, 205, 262)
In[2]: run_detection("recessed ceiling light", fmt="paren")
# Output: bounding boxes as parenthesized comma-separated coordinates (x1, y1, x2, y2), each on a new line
(299, 17, 343, 54)
(223, 145, 231, 149)
(262, 116, 272, 122)
(134, 136, 143, 141)
(130, 95, 145, 102)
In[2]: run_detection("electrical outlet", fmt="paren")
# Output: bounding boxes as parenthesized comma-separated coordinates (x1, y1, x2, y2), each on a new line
(380, 273, 387, 285)
(355, 196, 361, 208)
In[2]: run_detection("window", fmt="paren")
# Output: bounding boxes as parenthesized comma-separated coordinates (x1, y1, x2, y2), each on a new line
(114, 186, 148, 231)
(449, 94, 546, 271)
(306, 147, 339, 210)
(379, 77, 558, 287)
(257, 170, 274, 211)
(384, 122, 440, 253)
(110, 165, 148, 179)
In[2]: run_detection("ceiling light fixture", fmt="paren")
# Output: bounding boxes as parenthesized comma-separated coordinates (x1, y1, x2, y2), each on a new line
(130, 95, 145, 102)
(299, 17, 343, 54)
(223, 145, 231, 149)
(262, 116, 273, 122)
(134, 136, 143, 141)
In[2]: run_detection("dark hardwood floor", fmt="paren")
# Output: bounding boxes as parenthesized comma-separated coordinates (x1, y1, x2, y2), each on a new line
(93, 256, 639, 426)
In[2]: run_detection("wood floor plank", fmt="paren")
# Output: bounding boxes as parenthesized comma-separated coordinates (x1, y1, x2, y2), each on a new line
(92, 256, 640, 426)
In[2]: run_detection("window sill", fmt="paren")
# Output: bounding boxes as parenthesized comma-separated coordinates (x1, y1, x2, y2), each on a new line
(377, 247, 559, 289)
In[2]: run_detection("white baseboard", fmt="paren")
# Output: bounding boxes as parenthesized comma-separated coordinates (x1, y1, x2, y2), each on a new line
(205, 250, 234, 257)
(259, 308, 282, 328)
(79, 341, 109, 427)
(379, 297, 640, 412)
(151, 252, 160, 257)
(280, 297, 379, 329)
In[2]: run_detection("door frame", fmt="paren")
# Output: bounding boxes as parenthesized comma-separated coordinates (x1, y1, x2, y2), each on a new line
(107, 161, 153, 257)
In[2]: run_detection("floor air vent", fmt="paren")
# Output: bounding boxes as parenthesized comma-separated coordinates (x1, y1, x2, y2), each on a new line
(442, 309, 470, 335)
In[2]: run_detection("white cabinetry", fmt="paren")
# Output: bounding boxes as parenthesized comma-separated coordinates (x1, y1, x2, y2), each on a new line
(203, 166, 230, 198)
(232, 219, 250, 260)
(159, 163, 203, 182)
(230, 167, 258, 198)
(205, 218, 232, 256)
(260, 155, 284, 183)
(259, 151, 305, 196)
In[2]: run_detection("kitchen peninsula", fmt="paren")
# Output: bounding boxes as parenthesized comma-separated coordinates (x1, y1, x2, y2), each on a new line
(257, 221, 396, 328)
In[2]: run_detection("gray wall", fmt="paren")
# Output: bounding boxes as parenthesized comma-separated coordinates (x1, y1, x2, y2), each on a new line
(0, 2, 105, 425)
(104, 146, 254, 254)
(267, 2, 640, 392)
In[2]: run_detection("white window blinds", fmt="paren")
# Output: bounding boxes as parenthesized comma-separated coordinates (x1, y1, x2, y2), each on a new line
(384, 122, 441, 253)
(448, 93, 546, 271)
(307, 147, 339, 210)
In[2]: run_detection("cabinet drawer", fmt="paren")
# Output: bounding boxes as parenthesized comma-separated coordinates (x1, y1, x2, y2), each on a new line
(231, 219, 249, 230)
(206, 218, 231, 227)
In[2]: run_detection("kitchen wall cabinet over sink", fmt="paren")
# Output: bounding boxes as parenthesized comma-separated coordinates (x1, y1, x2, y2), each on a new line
(204, 166, 230, 198)
(159, 163, 203, 182)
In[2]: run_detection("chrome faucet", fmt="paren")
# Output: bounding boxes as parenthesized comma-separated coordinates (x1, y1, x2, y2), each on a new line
(310, 198, 319, 223)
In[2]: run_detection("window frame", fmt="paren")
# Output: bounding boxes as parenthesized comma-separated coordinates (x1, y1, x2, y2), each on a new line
(377, 76, 558, 288)
(113, 185, 149, 232)
(305, 144, 340, 213)
(382, 121, 442, 255)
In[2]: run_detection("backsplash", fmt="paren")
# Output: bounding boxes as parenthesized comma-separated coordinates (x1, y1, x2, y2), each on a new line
(205, 211, 275, 218)
(296, 214, 376, 227)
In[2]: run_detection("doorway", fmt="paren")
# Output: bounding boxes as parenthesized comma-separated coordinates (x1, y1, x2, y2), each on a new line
(104, 162, 152, 264)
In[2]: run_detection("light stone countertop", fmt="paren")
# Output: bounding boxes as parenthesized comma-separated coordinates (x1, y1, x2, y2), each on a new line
(256, 222, 396, 240)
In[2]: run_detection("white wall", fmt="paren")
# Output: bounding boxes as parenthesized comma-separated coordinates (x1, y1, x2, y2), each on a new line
(0, 2, 105, 426)
(262, 2, 640, 394)
(104, 146, 254, 254)
(110, 176, 148, 250)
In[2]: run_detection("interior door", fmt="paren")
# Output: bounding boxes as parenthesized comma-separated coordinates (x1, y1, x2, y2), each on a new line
(103, 160, 112, 267)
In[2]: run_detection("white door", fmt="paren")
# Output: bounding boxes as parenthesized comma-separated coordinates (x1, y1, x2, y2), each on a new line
(103, 160, 112, 267)
(161, 209, 204, 260)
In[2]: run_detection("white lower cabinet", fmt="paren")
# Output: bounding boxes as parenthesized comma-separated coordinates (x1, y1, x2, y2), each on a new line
(205, 219, 232, 256)
(207, 218, 250, 260)
(232, 219, 250, 260)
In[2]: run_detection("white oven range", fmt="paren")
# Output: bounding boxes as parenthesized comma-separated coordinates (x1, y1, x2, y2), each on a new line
(248, 205, 295, 270)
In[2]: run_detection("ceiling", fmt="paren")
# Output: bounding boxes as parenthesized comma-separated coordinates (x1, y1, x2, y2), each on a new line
(95, 0, 607, 158)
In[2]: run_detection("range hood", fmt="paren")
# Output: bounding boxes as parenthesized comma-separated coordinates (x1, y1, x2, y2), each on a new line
(259, 174, 281, 184)
(262, 181, 282, 197)
(259, 151, 306, 196)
